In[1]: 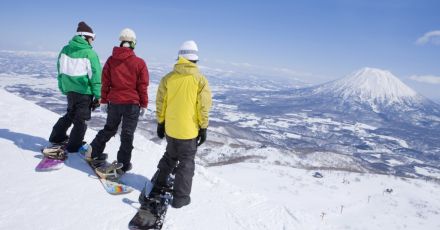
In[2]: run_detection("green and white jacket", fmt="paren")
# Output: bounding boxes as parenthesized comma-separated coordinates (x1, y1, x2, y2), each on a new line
(57, 35, 102, 99)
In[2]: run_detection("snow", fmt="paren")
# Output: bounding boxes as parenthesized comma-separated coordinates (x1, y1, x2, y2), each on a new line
(315, 67, 419, 105)
(1, 86, 440, 229)
(0, 88, 303, 229)
(2, 51, 437, 182)
(415, 166, 440, 179)
(285, 132, 302, 139)
(387, 159, 403, 166)
(354, 122, 377, 130)
(0, 50, 58, 58)
(211, 163, 440, 230)
(375, 134, 409, 148)
(270, 120, 290, 128)
(238, 119, 259, 127)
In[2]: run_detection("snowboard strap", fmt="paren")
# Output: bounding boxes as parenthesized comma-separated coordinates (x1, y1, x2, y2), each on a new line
(95, 161, 123, 180)
(42, 146, 67, 160)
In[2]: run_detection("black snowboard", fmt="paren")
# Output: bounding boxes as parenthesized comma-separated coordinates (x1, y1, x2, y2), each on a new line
(128, 170, 174, 230)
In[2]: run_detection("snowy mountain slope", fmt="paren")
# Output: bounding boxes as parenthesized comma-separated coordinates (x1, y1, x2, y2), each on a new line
(1, 85, 440, 229)
(313, 67, 419, 107)
(0, 88, 299, 229)
(216, 66, 440, 177)
(307, 67, 440, 126)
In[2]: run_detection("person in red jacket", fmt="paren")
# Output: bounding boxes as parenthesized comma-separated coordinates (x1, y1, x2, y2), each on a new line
(86, 28, 149, 173)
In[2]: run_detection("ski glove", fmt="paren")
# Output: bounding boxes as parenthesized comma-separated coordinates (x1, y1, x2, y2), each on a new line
(197, 128, 207, 146)
(90, 99, 100, 111)
(140, 108, 146, 117)
(157, 123, 165, 139)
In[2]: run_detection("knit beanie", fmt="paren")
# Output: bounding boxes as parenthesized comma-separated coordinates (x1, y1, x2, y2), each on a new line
(119, 28, 136, 49)
(178, 40, 199, 61)
(76, 21, 95, 40)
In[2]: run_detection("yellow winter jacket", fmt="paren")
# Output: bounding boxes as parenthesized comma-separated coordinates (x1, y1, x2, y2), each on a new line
(156, 57, 212, 139)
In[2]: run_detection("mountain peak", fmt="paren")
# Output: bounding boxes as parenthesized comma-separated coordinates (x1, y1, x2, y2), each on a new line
(315, 67, 418, 106)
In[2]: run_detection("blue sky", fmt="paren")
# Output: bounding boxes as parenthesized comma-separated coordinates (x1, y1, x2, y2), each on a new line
(1, 0, 440, 100)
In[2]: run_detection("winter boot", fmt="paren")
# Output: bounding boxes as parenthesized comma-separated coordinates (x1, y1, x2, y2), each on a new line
(41, 139, 70, 160)
(171, 195, 190, 209)
(89, 153, 108, 169)
(116, 162, 132, 176)
(80, 144, 94, 162)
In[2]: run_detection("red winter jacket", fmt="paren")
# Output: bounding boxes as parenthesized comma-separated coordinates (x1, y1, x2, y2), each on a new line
(100, 47, 149, 108)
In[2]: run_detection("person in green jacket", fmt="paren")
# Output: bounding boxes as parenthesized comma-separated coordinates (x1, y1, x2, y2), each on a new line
(48, 21, 102, 153)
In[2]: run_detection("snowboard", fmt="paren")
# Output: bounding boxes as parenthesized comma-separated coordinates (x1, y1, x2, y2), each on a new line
(128, 171, 174, 230)
(36, 142, 67, 171)
(78, 145, 134, 195)
(35, 157, 64, 171)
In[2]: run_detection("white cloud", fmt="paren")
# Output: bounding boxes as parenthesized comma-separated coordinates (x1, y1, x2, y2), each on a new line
(272, 67, 312, 77)
(409, 75, 440, 84)
(230, 62, 254, 68)
(416, 30, 440, 45)
(207, 59, 327, 83)
(212, 59, 307, 77)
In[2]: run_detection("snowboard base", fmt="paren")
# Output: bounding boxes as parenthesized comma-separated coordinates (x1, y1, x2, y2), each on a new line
(99, 178, 133, 195)
(36, 142, 67, 171)
(35, 157, 64, 171)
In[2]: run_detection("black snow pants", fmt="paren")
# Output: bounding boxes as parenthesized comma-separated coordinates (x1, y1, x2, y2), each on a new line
(90, 103, 140, 171)
(49, 92, 93, 152)
(156, 136, 198, 203)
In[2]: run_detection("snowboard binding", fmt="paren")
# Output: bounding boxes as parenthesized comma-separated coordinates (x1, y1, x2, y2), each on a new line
(95, 161, 124, 180)
(41, 143, 67, 160)
(129, 169, 175, 229)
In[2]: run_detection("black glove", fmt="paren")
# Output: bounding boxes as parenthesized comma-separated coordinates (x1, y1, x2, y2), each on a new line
(157, 123, 165, 139)
(197, 128, 207, 146)
(90, 98, 100, 111)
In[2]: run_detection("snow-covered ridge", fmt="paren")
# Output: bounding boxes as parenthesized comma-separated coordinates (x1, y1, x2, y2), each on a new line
(0, 50, 58, 58)
(314, 67, 419, 105)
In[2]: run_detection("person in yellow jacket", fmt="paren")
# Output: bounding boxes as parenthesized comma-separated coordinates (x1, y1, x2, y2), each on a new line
(140, 40, 212, 209)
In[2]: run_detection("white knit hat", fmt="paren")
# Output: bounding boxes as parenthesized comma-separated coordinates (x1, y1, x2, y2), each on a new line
(178, 40, 199, 61)
(119, 28, 136, 42)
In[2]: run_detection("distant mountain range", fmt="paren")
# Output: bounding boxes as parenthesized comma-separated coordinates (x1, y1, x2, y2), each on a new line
(215, 66, 440, 178)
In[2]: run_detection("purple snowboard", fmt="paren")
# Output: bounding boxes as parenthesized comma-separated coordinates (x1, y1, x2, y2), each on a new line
(35, 157, 64, 171)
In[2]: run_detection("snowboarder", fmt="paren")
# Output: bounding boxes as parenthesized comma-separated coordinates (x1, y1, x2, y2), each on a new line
(48, 21, 101, 153)
(143, 40, 212, 209)
(85, 28, 149, 174)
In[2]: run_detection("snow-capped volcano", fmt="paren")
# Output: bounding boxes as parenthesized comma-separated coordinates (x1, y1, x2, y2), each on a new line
(304, 67, 440, 127)
(314, 67, 420, 108)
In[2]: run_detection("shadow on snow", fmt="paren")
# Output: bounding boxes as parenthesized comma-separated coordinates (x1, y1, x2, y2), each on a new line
(0, 128, 47, 152)
(0, 128, 151, 193)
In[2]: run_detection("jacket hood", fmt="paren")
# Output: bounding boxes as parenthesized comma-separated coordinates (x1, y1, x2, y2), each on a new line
(112, 47, 135, 60)
(68, 35, 92, 50)
(174, 56, 199, 75)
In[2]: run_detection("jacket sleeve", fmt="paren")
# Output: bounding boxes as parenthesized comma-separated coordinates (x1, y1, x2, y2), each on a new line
(88, 51, 102, 99)
(56, 52, 66, 95)
(197, 75, 212, 129)
(137, 61, 149, 108)
(156, 75, 168, 124)
(100, 58, 111, 104)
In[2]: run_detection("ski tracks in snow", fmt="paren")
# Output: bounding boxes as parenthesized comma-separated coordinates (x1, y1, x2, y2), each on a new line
(161, 165, 302, 230)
